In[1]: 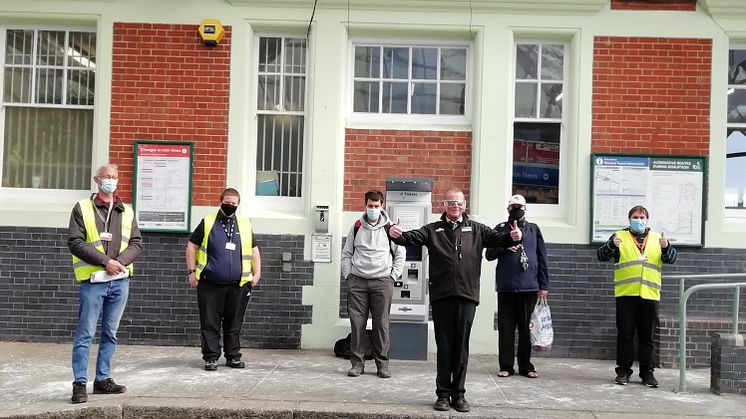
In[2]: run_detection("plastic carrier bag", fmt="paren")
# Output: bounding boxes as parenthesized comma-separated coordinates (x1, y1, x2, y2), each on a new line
(529, 297, 553, 351)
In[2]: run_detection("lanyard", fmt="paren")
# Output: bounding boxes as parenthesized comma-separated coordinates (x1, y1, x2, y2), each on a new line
(94, 199, 114, 233)
(219, 217, 235, 242)
(631, 231, 648, 254)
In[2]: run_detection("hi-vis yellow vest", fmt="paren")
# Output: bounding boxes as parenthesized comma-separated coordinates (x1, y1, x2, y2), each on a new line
(195, 213, 254, 287)
(72, 198, 134, 282)
(614, 230, 662, 301)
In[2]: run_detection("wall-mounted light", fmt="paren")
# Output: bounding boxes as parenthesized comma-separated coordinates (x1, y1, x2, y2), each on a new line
(198, 19, 224, 47)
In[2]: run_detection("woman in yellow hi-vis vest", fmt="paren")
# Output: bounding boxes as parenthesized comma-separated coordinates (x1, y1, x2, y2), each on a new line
(597, 205, 677, 388)
(185, 188, 261, 371)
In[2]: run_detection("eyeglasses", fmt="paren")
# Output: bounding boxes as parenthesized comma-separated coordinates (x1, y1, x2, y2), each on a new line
(97, 175, 118, 180)
(443, 200, 466, 208)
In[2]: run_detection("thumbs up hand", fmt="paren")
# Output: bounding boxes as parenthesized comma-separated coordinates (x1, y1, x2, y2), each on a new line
(389, 219, 403, 238)
(509, 220, 522, 242)
(659, 232, 669, 248)
(612, 233, 621, 247)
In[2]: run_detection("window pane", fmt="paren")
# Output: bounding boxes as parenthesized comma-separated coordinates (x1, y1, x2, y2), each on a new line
(258, 37, 281, 73)
(354, 46, 380, 78)
(37, 31, 65, 67)
(512, 122, 561, 205)
(411, 82, 436, 114)
(382, 81, 408, 113)
(726, 129, 746, 209)
(3, 67, 32, 102)
(35, 68, 64, 104)
(284, 75, 305, 112)
(412, 47, 437, 80)
(283, 38, 306, 74)
(382, 47, 408, 79)
(728, 49, 746, 85)
(68, 32, 96, 69)
(5, 30, 34, 65)
(2, 107, 92, 189)
(439, 83, 465, 115)
(441, 48, 466, 81)
(540, 83, 563, 118)
(515, 82, 537, 117)
(67, 69, 95, 106)
(257, 75, 280, 110)
(541, 45, 564, 81)
(727, 89, 746, 123)
(256, 114, 304, 197)
(516, 44, 538, 79)
(354, 81, 380, 113)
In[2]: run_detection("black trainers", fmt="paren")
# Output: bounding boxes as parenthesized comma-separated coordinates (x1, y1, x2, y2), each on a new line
(204, 360, 218, 371)
(92, 378, 126, 394)
(451, 397, 471, 412)
(71, 382, 87, 404)
(433, 397, 450, 411)
(614, 372, 630, 385)
(641, 371, 659, 388)
(226, 359, 245, 368)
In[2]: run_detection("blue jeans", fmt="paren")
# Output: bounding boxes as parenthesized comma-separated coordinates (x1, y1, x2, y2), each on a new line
(72, 278, 130, 384)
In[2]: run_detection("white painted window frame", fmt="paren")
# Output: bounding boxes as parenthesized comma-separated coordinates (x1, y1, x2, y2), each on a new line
(510, 39, 569, 219)
(0, 24, 97, 204)
(347, 38, 472, 126)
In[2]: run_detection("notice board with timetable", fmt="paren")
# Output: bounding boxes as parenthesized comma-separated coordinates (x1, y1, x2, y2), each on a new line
(591, 154, 706, 247)
(133, 141, 193, 233)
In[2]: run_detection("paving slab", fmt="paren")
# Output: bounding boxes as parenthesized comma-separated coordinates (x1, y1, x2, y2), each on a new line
(1, 342, 744, 418)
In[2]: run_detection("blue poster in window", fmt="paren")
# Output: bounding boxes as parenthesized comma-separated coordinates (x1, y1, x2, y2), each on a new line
(513, 165, 559, 187)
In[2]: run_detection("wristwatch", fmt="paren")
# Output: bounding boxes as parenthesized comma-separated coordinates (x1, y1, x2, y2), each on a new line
(187, 269, 196, 275)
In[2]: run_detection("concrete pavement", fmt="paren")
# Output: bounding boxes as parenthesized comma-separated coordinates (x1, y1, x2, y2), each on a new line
(1, 341, 745, 418)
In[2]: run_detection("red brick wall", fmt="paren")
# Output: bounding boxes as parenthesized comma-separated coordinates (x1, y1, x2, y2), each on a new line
(611, 0, 696, 11)
(344, 129, 471, 213)
(110, 23, 231, 205)
(592, 37, 711, 155)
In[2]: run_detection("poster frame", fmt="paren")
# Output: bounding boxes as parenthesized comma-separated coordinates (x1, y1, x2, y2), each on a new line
(590, 153, 707, 247)
(133, 140, 193, 233)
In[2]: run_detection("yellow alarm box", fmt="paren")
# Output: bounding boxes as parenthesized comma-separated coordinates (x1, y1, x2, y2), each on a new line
(198, 19, 224, 47)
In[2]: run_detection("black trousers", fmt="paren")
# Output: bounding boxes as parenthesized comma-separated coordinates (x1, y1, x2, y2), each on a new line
(431, 297, 476, 399)
(197, 279, 250, 362)
(616, 296, 659, 374)
(497, 291, 538, 375)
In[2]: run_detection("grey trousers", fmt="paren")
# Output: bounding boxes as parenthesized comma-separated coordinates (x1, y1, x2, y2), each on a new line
(346, 274, 394, 369)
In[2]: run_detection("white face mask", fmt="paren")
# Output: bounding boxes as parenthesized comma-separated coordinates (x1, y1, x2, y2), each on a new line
(100, 178, 118, 194)
(366, 207, 381, 221)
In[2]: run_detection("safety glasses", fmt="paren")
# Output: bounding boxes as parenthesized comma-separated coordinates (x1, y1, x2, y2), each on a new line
(443, 200, 466, 208)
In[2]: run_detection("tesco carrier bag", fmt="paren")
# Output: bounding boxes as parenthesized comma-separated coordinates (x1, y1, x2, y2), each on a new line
(529, 297, 553, 351)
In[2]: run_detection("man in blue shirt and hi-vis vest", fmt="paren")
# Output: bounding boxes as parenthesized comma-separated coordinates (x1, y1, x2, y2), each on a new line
(67, 164, 143, 404)
(597, 205, 677, 388)
(185, 188, 261, 371)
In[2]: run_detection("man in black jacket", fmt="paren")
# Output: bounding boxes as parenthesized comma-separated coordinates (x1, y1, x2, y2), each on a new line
(389, 188, 521, 412)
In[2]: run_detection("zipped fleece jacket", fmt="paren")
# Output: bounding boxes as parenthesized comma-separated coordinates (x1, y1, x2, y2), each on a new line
(341, 210, 406, 280)
(485, 219, 548, 293)
(392, 213, 519, 305)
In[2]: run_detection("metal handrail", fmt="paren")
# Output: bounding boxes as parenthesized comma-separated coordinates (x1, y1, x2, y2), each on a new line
(665, 273, 746, 393)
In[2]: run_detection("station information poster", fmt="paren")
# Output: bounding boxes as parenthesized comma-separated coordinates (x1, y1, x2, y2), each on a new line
(133, 141, 193, 232)
(591, 154, 706, 246)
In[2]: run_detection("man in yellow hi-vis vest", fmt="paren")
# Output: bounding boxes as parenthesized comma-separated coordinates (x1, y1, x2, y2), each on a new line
(597, 205, 677, 388)
(67, 164, 143, 404)
(185, 188, 261, 371)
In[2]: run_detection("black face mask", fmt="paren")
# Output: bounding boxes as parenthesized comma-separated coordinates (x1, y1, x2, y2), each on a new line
(220, 203, 238, 217)
(509, 208, 525, 220)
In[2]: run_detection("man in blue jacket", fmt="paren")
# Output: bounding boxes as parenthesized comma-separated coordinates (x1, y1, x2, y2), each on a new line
(486, 194, 548, 379)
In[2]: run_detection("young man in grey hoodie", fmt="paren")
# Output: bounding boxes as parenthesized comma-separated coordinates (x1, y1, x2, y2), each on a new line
(341, 189, 406, 378)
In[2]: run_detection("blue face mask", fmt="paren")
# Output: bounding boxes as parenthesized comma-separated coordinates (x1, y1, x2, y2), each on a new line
(630, 218, 647, 233)
(100, 178, 118, 194)
(366, 208, 381, 221)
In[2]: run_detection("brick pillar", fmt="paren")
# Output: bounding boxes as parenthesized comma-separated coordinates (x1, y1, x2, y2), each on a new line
(710, 333, 746, 395)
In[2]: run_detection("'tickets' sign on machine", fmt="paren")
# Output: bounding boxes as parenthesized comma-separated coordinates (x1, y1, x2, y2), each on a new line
(133, 141, 193, 233)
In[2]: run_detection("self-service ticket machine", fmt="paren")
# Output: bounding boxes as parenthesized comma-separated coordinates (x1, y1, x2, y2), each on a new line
(385, 178, 431, 360)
